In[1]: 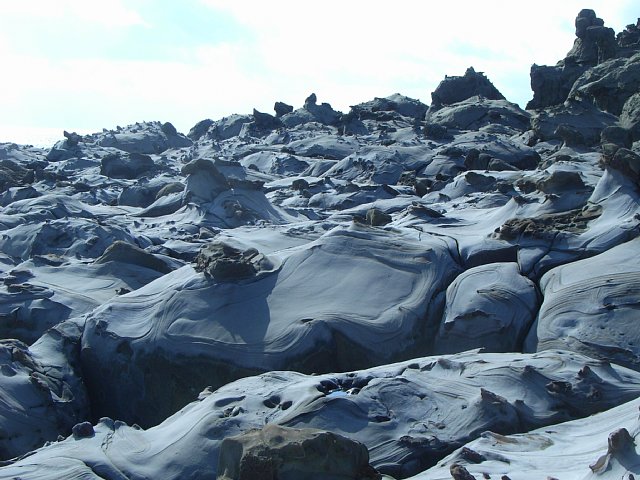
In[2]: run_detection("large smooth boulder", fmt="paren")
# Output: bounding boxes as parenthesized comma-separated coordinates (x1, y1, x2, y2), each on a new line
(434, 263, 538, 354)
(525, 236, 640, 371)
(100, 152, 155, 179)
(80, 227, 460, 427)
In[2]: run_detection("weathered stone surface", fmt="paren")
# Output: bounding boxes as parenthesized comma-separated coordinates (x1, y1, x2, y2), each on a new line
(94, 240, 173, 274)
(620, 92, 640, 141)
(274, 101, 294, 118)
(431, 67, 504, 108)
(100, 152, 155, 179)
(195, 242, 272, 281)
(217, 424, 379, 480)
(569, 52, 640, 115)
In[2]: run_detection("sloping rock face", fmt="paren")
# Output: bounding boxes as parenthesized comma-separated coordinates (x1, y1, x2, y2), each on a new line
(1, 8, 640, 480)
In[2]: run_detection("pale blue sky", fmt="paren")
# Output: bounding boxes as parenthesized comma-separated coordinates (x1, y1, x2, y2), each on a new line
(0, 0, 637, 138)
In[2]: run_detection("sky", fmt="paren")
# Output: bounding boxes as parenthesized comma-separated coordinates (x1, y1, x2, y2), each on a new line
(0, 0, 638, 141)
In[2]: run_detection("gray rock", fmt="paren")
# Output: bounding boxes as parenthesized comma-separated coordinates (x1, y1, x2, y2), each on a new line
(95, 121, 192, 154)
(217, 424, 379, 480)
(187, 118, 214, 141)
(567, 10, 615, 65)
(536, 170, 587, 193)
(620, 92, 640, 141)
(194, 242, 272, 281)
(601, 125, 633, 148)
(94, 240, 173, 274)
(525, 237, 640, 371)
(366, 208, 392, 227)
(435, 263, 538, 354)
(431, 67, 505, 108)
(350, 93, 428, 121)
(569, 52, 640, 115)
(604, 147, 640, 185)
(281, 94, 342, 127)
(0, 159, 34, 190)
(527, 62, 589, 110)
(530, 101, 617, 146)
(252, 109, 282, 131)
(100, 152, 155, 179)
(426, 97, 530, 133)
(274, 101, 293, 118)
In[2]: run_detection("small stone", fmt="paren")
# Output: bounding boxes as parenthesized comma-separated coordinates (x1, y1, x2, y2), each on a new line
(72, 421, 94, 439)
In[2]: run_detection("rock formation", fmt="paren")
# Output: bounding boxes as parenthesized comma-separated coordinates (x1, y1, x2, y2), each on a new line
(0, 8, 639, 480)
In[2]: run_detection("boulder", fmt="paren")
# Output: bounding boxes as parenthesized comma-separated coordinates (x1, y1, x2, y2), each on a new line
(194, 242, 273, 281)
(526, 62, 589, 110)
(217, 424, 379, 480)
(366, 208, 392, 226)
(536, 170, 587, 194)
(566, 9, 616, 65)
(274, 101, 294, 118)
(349, 93, 428, 121)
(603, 147, 640, 185)
(527, 10, 622, 110)
(252, 109, 283, 131)
(431, 67, 504, 108)
(525, 237, 640, 371)
(187, 118, 214, 141)
(100, 152, 155, 179)
(281, 94, 342, 127)
(616, 18, 640, 56)
(94, 240, 173, 274)
(434, 263, 538, 354)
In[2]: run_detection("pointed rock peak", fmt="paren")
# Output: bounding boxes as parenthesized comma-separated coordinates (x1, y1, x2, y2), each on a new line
(304, 93, 317, 108)
(431, 67, 505, 108)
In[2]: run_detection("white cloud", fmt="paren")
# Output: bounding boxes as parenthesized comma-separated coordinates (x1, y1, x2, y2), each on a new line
(1, 0, 638, 136)
(0, 0, 147, 28)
